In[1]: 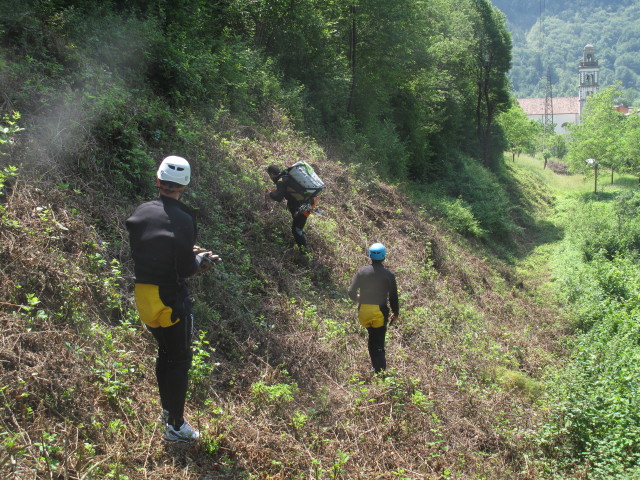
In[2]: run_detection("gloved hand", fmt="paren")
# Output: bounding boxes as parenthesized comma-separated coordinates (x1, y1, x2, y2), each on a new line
(388, 313, 398, 328)
(197, 251, 221, 271)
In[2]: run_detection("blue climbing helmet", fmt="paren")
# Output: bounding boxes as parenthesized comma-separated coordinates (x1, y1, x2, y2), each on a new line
(368, 243, 386, 261)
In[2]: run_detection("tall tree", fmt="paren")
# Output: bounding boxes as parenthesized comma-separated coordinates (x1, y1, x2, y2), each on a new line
(549, 133, 568, 163)
(469, 0, 512, 168)
(348, 0, 422, 127)
(393, 0, 478, 180)
(496, 103, 540, 162)
(567, 85, 626, 189)
(619, 109, 640, 181)
(226, 0, 350, 130)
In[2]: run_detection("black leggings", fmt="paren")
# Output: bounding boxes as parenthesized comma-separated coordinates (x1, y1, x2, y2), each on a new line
(147, 311, 194, 428)
(366, 306, 389, 373)
(291, 213, 308, 249)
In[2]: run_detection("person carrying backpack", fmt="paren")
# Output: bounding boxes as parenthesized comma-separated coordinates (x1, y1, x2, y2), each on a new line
(126, 155, 220, 442)
(348, 243, 399, 374)
(265, 163, 323, 253)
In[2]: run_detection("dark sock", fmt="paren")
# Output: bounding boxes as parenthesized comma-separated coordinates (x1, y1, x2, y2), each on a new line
(169, 418, 184, 430)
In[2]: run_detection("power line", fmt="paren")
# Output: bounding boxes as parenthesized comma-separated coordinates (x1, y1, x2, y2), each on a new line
(540, 0, 553, 146)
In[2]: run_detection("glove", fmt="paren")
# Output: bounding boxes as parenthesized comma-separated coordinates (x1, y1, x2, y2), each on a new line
(265, 189, 278, 203)
(197, 252, 221, 271)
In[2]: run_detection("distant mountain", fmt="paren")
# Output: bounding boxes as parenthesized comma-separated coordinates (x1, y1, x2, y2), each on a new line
(492, 0, 640, 105)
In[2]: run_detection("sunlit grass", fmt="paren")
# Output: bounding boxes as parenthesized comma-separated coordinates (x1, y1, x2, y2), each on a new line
(510, 154, 638, 196)
(507, 152, 636, 300)
(510, 154, 589, 193)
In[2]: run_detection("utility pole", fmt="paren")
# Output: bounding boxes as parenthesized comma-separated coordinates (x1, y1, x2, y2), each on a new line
(540, 0, 553, 169)
(544, 67, 554, 139)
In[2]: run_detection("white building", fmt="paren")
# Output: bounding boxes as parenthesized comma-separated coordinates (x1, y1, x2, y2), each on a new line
(517, 97, 580, 134)
(518, 44, 600, 134)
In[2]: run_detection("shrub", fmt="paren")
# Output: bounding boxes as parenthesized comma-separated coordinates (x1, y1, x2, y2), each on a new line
(540, 307, 640, 479)
(250, 380, 299, 416)
(414, 155, 518, 241)
(542, 190, 640, 478)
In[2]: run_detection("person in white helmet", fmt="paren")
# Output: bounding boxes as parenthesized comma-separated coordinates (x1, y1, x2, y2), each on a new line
(126, 156, 218, 442)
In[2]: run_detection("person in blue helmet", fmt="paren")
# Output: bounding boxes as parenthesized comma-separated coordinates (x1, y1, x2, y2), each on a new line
(347, 243, 399, 374)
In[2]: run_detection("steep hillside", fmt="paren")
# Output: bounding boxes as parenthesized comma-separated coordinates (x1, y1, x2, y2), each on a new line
(0, 1, 567, 477)
(0, 117, 567, 478)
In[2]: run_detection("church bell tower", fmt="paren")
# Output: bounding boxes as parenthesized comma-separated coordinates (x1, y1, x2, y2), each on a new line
(578, 44, 600, 115)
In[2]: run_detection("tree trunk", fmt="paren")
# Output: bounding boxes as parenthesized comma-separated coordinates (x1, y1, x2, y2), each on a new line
(347, 5, 356, 115)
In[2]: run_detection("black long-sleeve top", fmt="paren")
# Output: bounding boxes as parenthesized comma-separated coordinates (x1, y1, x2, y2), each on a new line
(347, 261, 399, 315)
(126, 195, 201, 287)
(268, 174, 302, 215)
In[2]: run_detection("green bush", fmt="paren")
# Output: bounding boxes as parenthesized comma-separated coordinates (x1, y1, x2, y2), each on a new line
(88, 89, 157, 194)
(364, 119, 410, 181)
(540, 307, 640, 479)
(250, 380, 299, 416)
(425, 155, 518, 241)
(411, 186, 486, 238)
(541, 190, 640, 478)
(564, 190, 640, 261)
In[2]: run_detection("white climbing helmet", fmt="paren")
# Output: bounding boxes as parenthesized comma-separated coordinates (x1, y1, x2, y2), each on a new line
(157, 156, 191, 185)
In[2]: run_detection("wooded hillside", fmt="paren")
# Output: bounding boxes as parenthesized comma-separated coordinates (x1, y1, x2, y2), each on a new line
(493, 0, 640, 105)
(0, 0, 513, 182)
(4, 1, 634, 479)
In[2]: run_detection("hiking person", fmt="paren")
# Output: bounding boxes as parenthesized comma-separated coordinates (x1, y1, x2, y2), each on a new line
(126, 155, 219, 442)
(347, 243, 399, 374)
(265, 164, 320, 253)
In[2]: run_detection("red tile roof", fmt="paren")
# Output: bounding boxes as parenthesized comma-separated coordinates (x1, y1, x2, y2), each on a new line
(518, 97, 580, 115)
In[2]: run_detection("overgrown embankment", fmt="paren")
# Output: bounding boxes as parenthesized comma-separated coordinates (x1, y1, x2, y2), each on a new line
(0, 2, 573, 477)
(534, 187, 640, 480)
(0, 122, 569, 479)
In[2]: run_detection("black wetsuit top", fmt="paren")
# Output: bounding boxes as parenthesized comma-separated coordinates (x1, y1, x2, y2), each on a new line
(126, 195, 201, 287)
(268, 174, 303, 216)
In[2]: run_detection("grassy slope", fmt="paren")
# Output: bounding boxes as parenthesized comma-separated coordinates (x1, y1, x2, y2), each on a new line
(511, 154, 637, 289)
(1, 134, 574, 478)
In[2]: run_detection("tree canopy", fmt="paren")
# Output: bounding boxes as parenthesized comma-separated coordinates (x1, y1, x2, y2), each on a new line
(496, 102, 540, 161)
(0, 0, 513, 185)
(566, 85, 630, 187)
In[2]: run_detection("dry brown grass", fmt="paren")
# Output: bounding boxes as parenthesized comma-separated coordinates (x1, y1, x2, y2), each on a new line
(0, 130, 568, 479)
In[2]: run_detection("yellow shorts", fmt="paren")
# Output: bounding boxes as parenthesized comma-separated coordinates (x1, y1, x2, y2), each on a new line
(134, 284, 179, 328)
(358, 304, 385, 328)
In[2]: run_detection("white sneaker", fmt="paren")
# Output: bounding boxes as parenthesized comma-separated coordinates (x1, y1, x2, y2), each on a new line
(164, 421, 200, 442)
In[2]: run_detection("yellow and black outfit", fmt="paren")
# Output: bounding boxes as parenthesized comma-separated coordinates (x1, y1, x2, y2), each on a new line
(348, 261, 399, 373)
(126, 195, 203, 429)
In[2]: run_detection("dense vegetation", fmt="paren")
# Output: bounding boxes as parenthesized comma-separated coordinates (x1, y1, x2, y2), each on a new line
(2, 0, 640, 479)
(541, 188, 640, 479)
(0, 0, 512, 186)
(493, 0, 640, 106)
